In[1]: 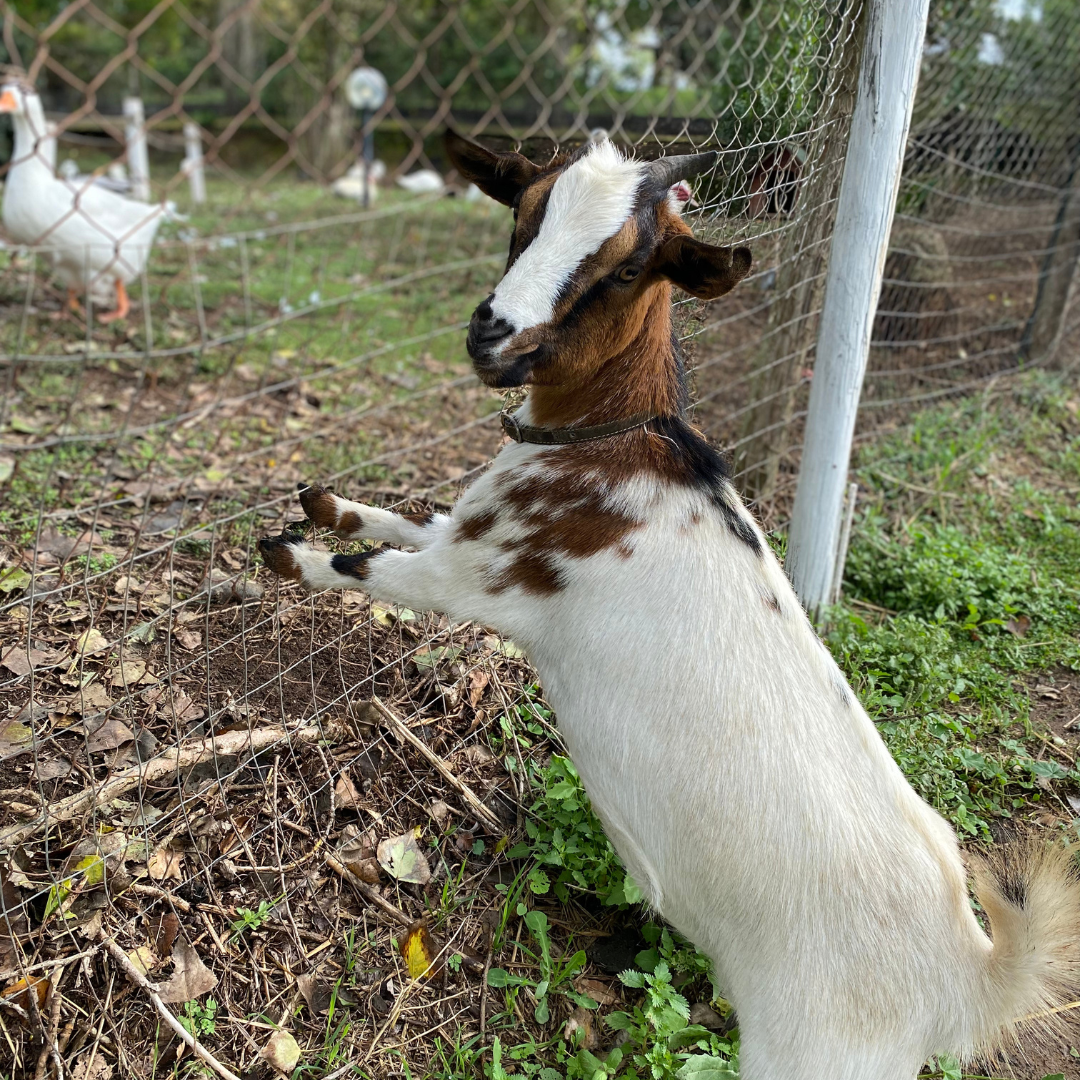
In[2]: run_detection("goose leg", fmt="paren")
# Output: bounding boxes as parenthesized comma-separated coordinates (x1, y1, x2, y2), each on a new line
(48, 289, 85, 320)
(99, 280, 130, 323)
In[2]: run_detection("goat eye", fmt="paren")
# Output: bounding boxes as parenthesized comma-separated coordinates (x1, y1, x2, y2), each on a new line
(617, 265, 641, 283)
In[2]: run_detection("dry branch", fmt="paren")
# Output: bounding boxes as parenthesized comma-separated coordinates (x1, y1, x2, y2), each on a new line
(0, 723, 334, 851)
(97, 931, 242, 1080)
(370, 696, 503, 832)
(325, 853, 412, 928)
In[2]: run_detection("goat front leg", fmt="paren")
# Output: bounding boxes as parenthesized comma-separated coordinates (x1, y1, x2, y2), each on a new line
(258, 529, 486, 620)
(297, 482, 450, 550)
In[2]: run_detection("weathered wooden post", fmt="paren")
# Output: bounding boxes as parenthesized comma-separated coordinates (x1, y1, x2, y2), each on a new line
(786, 0, 930, 615)
(123, 96, 151, 202)
(183, 122, 206, 204)
(1020, 156, 1080, 369)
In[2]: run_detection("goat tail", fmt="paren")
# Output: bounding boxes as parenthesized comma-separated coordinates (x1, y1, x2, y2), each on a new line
(967, 838, 1080, 1056)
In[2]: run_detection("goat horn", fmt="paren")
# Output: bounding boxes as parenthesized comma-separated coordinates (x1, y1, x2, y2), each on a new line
(646, 151, 719, 189)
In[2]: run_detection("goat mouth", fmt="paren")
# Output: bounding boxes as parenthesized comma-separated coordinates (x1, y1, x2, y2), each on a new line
(471, 345, 546, 388)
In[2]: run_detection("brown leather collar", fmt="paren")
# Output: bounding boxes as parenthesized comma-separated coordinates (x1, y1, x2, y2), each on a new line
(500, 410, 657, 445)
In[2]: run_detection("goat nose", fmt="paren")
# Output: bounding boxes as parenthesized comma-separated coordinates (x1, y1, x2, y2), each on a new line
(469, 297, 513, 346)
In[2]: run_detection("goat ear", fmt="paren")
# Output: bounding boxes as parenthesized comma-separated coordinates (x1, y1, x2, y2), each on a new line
(654, 235, 752, 300)
(445, 129, 541, 206)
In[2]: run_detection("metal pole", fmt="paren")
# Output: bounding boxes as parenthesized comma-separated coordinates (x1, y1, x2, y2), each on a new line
(362, 107, 372, 209)
(786, 0, 930, 615)
(183, 122, 206, 204)
(123, 96, 151, 202)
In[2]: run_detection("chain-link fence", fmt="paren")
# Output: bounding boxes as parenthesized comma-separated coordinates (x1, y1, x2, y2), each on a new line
(1, 1, 1078, 1076)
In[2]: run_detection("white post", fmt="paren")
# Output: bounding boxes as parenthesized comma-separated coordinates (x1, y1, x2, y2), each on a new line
(183, 121, 206, 204)
(785, 0, 929, 615)
(123, 96, 151, 202)
(42, 120, 58, 172)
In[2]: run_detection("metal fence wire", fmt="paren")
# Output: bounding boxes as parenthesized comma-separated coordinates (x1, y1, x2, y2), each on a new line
(1, 0, 1079, 1076)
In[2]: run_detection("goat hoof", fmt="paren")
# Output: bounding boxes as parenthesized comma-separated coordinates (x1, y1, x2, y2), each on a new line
(297, 482, 342, 530)
(258, 530, 307, 582)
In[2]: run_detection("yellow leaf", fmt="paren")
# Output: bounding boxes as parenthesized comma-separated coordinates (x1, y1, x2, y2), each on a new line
(399, 920, 438, 980)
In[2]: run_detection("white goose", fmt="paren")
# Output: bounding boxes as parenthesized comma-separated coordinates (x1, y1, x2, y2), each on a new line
(0, 80, 163, 321)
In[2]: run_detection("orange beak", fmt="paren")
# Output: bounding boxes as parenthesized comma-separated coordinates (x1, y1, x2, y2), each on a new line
(0, 90, 17, 113)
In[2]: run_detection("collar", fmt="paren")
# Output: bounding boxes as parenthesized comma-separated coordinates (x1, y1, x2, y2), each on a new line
(500, 409, 657, 445)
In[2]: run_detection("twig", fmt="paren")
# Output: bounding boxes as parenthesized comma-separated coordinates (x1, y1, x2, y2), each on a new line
(97, 930, 243, 1080)
(325, 854, 412, 928)
(0, 722, 335, 850)
(0, 948, 98, 983)
(371, 696, 502, 832)
(478, 934, 495, 1038)
(129, 883, 192, 913)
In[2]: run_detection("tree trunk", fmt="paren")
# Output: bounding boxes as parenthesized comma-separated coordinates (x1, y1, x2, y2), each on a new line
(218, 0, 264, 115)
(1020, 152, 1080, 369)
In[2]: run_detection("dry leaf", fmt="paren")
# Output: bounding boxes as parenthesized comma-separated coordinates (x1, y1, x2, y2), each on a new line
(344, 857, 381, 884)
(334, 770, 363, 809)
(153, 912, 181, 957)
(261, 1030, 301, 1074)
(126, 945, 157, 977)
(430, 800, 453, 829)
(468, 669, 489, 707)
(1, 645, 64, 677)
(147, 845, 185, 881)
(110, 659, 147, 687)
(73, 683, 114, 714)
(399, 920, 439, 980)
(157, 940, 217, 1003)
(1003, 615, 1031, 638)
(75, 628, 110, 656)
(173, 628, 201, 651)
(575, 976, 619, 1006)
(85, 717, 134, 753)
(1, 975, 50, 1012)
(70, 1055, 113, 1080)
(564, 1006, 599, 1048)
(0, 720, 33, 756)
(689, 1002, 728, 1030)
(377, 827, 431, 884)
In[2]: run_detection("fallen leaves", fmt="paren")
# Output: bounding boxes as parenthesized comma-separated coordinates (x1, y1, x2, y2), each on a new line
(157, 940, 217, 1003)
(74, 628, 110, 656)
(261, 1030, 301, 1074)
(0, 719, 33, 757)
(399, 920, 439, 980)
(1003, 615, 1031, 638)
(1, 644, 64, 676)
(147, 845, 185, 882)
(376, 827, 431, 884)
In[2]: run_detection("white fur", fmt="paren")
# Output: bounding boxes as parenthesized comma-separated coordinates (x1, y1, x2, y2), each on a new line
(488, 140, 643, 341)
(274, 425, 1063, 1078)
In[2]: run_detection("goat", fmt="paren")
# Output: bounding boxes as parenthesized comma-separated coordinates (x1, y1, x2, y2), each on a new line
(259, 132, 1080, 1080)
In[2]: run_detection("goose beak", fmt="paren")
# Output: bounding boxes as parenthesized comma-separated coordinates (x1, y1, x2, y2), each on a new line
(0, 90, 17, 113)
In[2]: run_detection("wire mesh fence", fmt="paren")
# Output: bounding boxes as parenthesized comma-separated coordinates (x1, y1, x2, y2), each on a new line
(1, 0, 1079, 1076)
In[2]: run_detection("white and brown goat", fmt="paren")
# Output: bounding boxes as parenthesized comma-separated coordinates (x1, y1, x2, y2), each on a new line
(260, 133, 1080, 1080)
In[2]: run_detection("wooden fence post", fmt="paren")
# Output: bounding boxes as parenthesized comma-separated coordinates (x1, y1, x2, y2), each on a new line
(183, 122, 207, 204)
(123, 96, 151, 202)
(786, 0, 930, 615)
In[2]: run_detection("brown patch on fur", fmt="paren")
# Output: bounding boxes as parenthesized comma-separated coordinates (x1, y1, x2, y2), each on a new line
(258, 534, 305, 581)
(490, 551, 563, 595)
(337, 509, 363, 535)
(404, 511, 435, 527)
(456, 508, 498, 542)
(762, 591, 782, 613)
(299, 484, 343, 530)
(485, 470, 643, 594)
